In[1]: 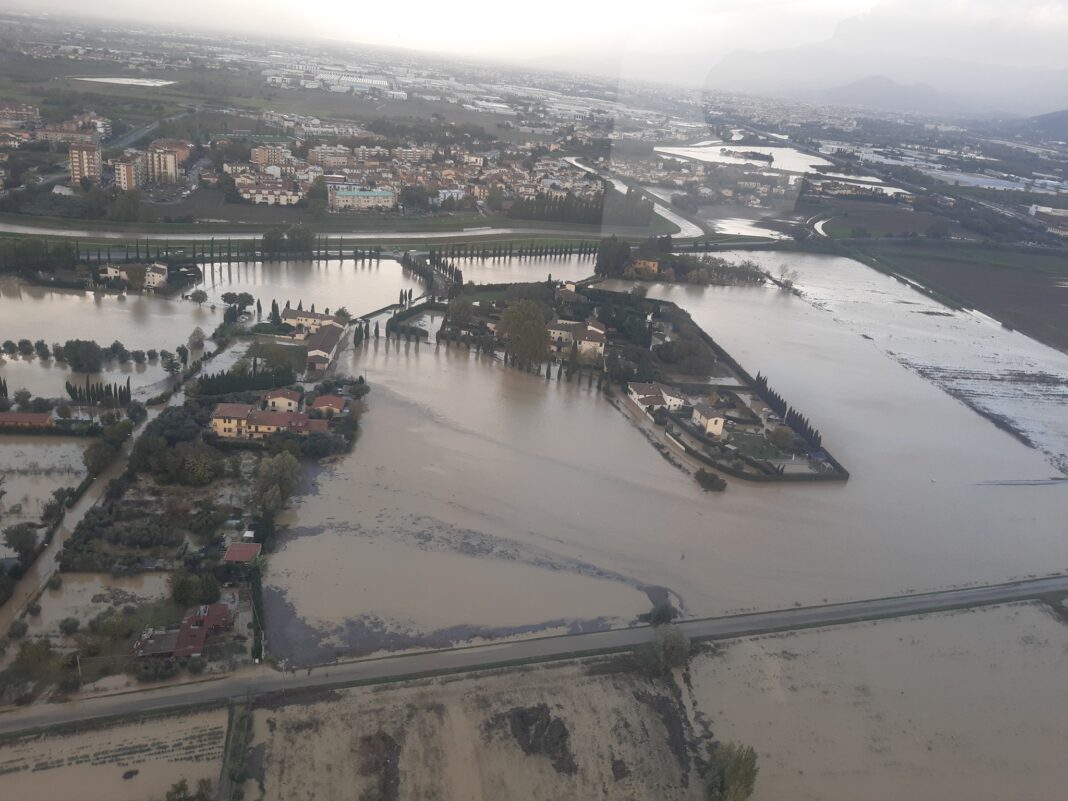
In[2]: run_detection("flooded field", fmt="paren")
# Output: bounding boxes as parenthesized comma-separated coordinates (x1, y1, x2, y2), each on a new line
(0, 254, 591, 397)
(24, 572, 170, 636)
(456, 252, 598, 286)
(196, 257, 423, 316)
(687, 602, 1068, 801)
(0, 708, 226, 801)
(656, 143, 833, 173)
(243, 660, 698, 801)
(0, 277, 212, 397)
(0, 436, 87, 555)
(715, 250, 1068, 473)
(263, 274, 1067, 664)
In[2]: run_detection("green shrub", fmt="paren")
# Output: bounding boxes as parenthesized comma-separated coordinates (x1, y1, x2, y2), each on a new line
(8, 619, 28, 639)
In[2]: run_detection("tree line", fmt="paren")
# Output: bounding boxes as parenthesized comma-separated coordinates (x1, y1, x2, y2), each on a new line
(754, 373, 823, 449)
(506, 187, 654, 227)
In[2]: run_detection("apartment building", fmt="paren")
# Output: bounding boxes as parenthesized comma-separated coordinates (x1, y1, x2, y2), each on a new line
(147, 147, 180, 183)
(69, 142, 102, 184)
(238, 181, 302, 205)
(148, 138, 192, 165)
(308, 144, 352, 168)
(327, 184, 396, 212)
(250, 144, 292, 167)
(115, 152, 146, 191)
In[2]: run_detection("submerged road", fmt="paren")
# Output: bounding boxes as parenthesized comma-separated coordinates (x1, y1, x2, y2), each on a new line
(2, 574, 1067, 736)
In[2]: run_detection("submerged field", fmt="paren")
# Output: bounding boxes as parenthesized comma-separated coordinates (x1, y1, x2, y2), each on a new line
(0, 708, 227, 801)
(225, 602, 1068, 800)
(687, 602, 1068, 801)
(851, 242, 1068, 354)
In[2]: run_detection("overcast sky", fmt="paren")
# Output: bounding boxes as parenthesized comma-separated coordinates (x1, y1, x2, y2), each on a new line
(8, 0, 1068, 85)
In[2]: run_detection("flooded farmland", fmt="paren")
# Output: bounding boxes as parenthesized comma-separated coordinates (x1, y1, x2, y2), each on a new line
(686, 602, 1068, 801)
(0, 436, 88, 556)
(263, 262, 1067, 663)
(0, 253, 593, 397)
(23, 572, 170, 635)
(0, 708, 227, 801)
(714, 249, 1068, 473)
(0, 276, 213, 397)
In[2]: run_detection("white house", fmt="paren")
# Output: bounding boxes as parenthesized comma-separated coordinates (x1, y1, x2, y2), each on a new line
(144, 263, 168, 289)
(691, 402, 725, 438)
(264, 388, 301, 412)
(281, 309, 342, 334)
(627, 382, 686, 413)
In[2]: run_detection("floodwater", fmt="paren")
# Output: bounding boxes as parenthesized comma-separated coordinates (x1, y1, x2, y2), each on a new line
(73, 77, 176, 86)
(563, 156, 704, 238)
(687, 603, 1068, 801)
(714, 249, 1068, 474)
(640, 187, 790, 240)
(0, 277, 214, 396)
(0, 255, 601, 396)
(0, 708, 226, 801)
(0, 436, 88, 555)
(25, 572, 170, 635)
(196, 258, 423, 316)
(453, 252, 597, 286)
(263, 258, 1068, 663)
(656, 144, 833, 173)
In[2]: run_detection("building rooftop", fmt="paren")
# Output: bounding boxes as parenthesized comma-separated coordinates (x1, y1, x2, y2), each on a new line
(265, 388, 301, 401)
(0, 412, 53, 426)
(211, 403, 254, 420)
(310, 394, 347, 410)
(223, 541, 263, 563)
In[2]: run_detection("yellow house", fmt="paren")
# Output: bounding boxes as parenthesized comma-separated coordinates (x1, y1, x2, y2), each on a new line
(633, 258, 660, 274)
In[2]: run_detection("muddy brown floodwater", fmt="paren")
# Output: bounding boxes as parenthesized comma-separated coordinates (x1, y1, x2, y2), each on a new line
(263, 263, 1067, 664)
(0, 436, 88, 557)
(0, 708, 227, 801)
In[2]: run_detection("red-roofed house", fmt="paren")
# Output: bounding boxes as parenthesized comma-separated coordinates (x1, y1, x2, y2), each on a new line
(309, 394, 348, 415)
(210, 403, 329, 440)
(223, 541, 263, 563)
(265, 387, 301, 412)
(0, 412, 54, 429)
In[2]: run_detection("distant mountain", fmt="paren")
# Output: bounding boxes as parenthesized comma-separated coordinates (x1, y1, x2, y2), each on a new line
(707, 40, 1068, 117)
(1016, 109, 1068, 140)
(818, 75, 961, 115)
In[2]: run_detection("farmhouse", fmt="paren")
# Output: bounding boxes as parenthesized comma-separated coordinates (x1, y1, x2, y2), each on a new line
(626, 382, 686, 412)
(309, 394, 349, 415)
(209, 403, 329, 440)
(691, 402, 725, 437)
(0, 412, 54, 429)
(305, 325, 344, 372)
(281, 308, 343, 335)
(264, 387, 301, 412)
(134, 602, 233, 659)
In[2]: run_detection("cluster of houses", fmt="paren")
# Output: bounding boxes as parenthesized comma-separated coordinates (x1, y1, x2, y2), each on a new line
(216, 128, 605, 213)
(209, 388, 351, 440)
(626, 381, 726, 437)
(546, 318, 606, 363)
(134, 602, 233, 660)
(276, 308, 347, 373)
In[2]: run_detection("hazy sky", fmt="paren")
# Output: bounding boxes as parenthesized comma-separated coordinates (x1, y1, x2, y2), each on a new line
(8, 0, 1068, 85)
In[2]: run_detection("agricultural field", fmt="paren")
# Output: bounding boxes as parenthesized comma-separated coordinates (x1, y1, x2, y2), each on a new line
(686, 602, 1068, 801)
(0, 436, 87, 557)
(0, 708, 227, 801)
(854, 242, 1068, 352)
(238, 659, 704, 801)
(812, 198, 976, 239)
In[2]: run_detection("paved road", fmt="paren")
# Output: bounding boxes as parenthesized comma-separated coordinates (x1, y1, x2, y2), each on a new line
(3, 574, 1066, 737)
